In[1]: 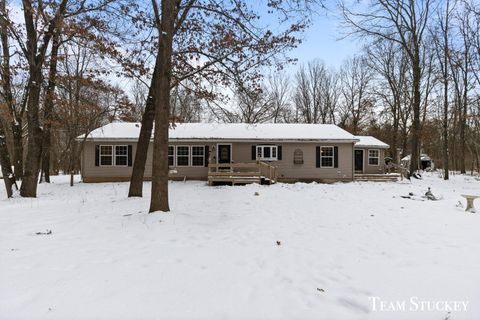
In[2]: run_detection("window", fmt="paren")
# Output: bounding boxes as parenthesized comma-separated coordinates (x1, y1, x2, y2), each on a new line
(176, 146, 189, 166)
(100, 145, 113, 166)
(168, 146, 174, 166)
(293, 148, 304, 164)
(115, 145, 128, 166)
(369, 149, 380, 165)
(256, 145, 278, 161)
(320, 146, 334, 168)
(191, 146, 205, 166)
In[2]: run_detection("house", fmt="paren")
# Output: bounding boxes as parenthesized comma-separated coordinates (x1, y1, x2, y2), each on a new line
(353, 136, 389, 174)
(79, 122, 390, 184)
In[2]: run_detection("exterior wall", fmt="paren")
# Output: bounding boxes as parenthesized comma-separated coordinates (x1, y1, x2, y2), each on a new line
(354, 147, 386, 174)
(239, 142, 354, 182)
(168, 141, 209, 180)
(82, 141, 141, 182)
(82, 140, 355, 183)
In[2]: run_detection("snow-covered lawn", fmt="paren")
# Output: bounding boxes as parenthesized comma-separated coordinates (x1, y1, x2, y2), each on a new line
(1, 174, 479, 320)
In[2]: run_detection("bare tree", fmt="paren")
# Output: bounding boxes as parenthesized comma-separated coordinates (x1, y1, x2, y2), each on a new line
(431, 0, 454, 179)
(294, 60, 325, 123)
(17, 0, 69, 196)
(447, 4, 476, 174)
(0, 113, 17, 197)
(129, 0, 317, 208)
(0, 0, 25, 179)
(338, 55, 374, 134)
(130, 79, 148, 121)
(232, 84, 274, 123)
(1, 0, 120, 195)
(293, 60, 340, 125)
(55, 41, 120, 186)
(268, 72, 292, 123)
(170, 81, 204, 122)
(366, 39, 409, 161)
(320, 67, 341, 124)
(340, 0, 435, 175)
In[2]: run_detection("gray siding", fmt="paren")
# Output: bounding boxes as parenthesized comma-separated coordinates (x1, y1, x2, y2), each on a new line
(82, 141, 138, 180)
(355, 147, 386, 174)
(82, 140, 355, 182)
(239, 142, 354, 182)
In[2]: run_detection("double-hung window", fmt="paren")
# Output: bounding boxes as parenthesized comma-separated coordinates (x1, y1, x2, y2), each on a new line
(256, 145, 277, 161)
(368, 149, 380, 165)
(168, 146, 175, 166)
(320, 146, 334, 168)
(176, 146, 190, 166)
(100, 145, 113, 166)
(115, 145, 128, 166)
(191, 146, 205, 166)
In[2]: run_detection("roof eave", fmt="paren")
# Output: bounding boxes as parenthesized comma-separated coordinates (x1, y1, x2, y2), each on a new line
(355, 144, 390, 149)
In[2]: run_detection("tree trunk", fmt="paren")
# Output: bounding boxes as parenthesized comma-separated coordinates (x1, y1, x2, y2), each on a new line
(442, 5, 450, 180)
(40, 32, 61, 183)
(0, 118, 17, 197)
(128, 64, 158, 197)
(149, 0, 176, 213)
(0, 0, 22, 180)
(20, 68, 43, 197)
(474, 147, 479, 174)
(442, 78, 449, 179)
(391, 97, 399, 161)
(408, 52, 422, 176)
(459, 50, 468, 174)
(69, 139, 76, 187)
(12, 121, 23, 179)
(20, 0, 68, 196)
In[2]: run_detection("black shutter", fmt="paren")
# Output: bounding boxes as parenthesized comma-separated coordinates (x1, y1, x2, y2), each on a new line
(251, 145, 256, 160)
(128, 145, 133, 166)
(95, 145, 100, 166)
(334, 146, 338, 168)
(204, 145, 209, 167)
(277, 145, 282, 160)
(316, 146, 320, 168)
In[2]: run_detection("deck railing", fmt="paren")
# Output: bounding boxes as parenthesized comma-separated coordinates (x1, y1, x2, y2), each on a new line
(208, 161, 277, 184)
(257, 161, 277, 182)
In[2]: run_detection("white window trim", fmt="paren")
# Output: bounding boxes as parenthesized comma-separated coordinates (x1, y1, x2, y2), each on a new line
(368, 149, 380, 166)
(176, 145, 190, 167)
(99, 145, 113, 167)
(256, 145, 278, 161)
(114, 145, 128, 167)
(168, 145, 175, 167)
(191, 146, 205, 167)
(320, 146, 334, 168)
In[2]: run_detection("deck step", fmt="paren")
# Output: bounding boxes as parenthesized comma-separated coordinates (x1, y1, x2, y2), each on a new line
(354, 174, 399, 182)
(208, 171, 261, 177)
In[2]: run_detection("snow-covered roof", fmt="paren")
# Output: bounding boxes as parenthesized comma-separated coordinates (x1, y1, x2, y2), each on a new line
(82, 122, 359, 142)
(401, 154, 432, 162)
(354, 136, 389, 149)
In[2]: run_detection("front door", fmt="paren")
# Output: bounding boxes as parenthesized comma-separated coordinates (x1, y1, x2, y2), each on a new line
(354, 149, 363, 172)
(217, 144, 232, 164)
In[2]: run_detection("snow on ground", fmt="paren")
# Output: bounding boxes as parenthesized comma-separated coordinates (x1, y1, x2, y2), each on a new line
(0, 173, 479, 320)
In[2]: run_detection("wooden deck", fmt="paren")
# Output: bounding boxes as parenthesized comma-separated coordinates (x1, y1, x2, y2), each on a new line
(208, 161, 278, 186)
